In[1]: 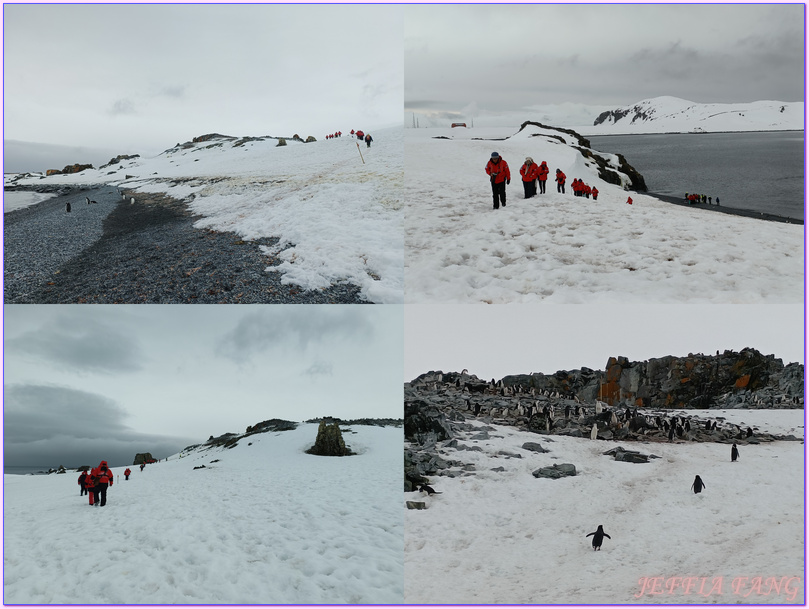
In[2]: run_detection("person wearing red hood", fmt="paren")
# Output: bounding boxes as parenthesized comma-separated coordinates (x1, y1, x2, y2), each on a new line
(592, 187, 599, 201)
(93, 461, 114, 507)
(537, 161, 549, 194)
(627, 196, 633, 205)
(124, 468, 132, 481)
(485, 152, 511, 210)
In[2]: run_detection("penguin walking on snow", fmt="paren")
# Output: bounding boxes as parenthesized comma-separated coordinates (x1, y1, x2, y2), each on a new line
(691, 475, 706, 494)
(731, 443, 739, 462)
(419, 484, 441, 496)
(65, 201, 71, 213)
(586, 525, 611, 551)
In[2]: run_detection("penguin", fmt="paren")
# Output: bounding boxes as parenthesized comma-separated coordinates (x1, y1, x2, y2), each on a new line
(731, 443, 739, 462)
(474, 403, 482, 417)
(419, 484, 441, 495)
(684, 420, 691, 433)
(565, 404, 571, 419)
(668, 425, 675, 442)
(85, 196, 97, 205)
(691, 475, 706, 494)
(746, 427, 753, 438)
(586, 525, 611, 551)
(65, 201, 71, 213)
(590, 423, 598, 440)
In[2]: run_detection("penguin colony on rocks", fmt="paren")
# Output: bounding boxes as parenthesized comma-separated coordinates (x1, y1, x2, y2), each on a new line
(407, 370, 796, 552)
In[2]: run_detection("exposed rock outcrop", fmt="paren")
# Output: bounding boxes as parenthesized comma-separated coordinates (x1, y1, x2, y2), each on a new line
(305, 420, 354, 456)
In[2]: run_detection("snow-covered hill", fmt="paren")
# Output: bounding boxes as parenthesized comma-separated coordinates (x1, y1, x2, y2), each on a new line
(404, 412, 804, 604)
(404, 124, 803, 303)
(6, 127, 404, 304)
(584, 96, 803, 135)
(4, 423, 404, 604)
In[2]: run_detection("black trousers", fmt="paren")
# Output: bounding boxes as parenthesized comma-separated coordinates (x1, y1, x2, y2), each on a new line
(557, 182, 565, 194)
(80, 486, 87, 496)
(95, 483, 108, 506)
(522, 180, 536, 198)
(491, 180, 506, 209)
(538, 180, 546, 194)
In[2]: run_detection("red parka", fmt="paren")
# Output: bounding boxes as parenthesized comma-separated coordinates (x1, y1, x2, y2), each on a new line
(485, 158, 511, 184)
(95, 461, 113, 486)
(556, 170, 566, 185)
(124, 468, 131, 477)
(520, 161, 539, 182)
(592, 187, 599, 200)
(537, 162, 549, 181)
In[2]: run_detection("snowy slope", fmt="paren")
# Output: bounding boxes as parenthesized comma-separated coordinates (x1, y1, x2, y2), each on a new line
(404, 126, 803, 304)
(4, 423, 404, 604)
(404, 411, 804, 604)
(583, 96, 804, 135)
(7, 127, 404, 304)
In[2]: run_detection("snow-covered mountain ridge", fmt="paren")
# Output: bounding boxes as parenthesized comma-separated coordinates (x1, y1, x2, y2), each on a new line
(587, 96, 803, 134)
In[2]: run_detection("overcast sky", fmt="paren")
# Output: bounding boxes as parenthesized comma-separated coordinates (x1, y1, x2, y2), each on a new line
(4, 305, 403, 469)
(3, 4, 403, 171)
(404, 304, 804, 383)
(405, 4, 804, 124)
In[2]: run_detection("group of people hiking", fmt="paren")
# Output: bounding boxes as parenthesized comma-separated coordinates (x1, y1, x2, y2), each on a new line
(685, 192, 719, 205)
(324, 129, 374, 147)
(78, 460, 148, 507)
(350, 129, 373, 148)
(485, 152, 598, 210)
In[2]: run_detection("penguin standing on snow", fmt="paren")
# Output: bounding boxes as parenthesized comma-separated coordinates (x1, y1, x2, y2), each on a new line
(691, 475, 706, 494)
(586, 525, 611, 551)
(419, 484, 442, 496)
(731, 443, 739, 462)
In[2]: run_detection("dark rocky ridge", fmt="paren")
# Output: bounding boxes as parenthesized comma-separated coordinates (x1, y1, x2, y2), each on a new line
(517, 121, 647, 191)
(404, 350, 802, 489)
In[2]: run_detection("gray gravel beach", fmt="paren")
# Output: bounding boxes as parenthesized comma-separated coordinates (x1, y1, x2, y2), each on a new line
(4, 186, 367, 304)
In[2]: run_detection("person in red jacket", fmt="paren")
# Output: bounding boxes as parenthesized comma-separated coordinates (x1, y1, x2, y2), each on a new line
(485, 152, 511, 210)
(584, 184, 591, 199)
(592, 187, 599, 201)
(627, 196, 633, 205)
(78, 471, 88, 496)
(356, 130, 364, 141)
(537, 161, 549, 194)
(124, 468, 131, 481)
(84, 470, 97, 505)
(350, 129, 355, 136)
(555, 169, 566, 194)
(519, 157, 539, 199)
(93, 461, 114, 507)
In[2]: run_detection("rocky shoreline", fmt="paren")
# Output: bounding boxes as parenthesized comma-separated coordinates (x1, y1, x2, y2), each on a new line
(4, 184, 368, 304)
(647, 190, 803, 225)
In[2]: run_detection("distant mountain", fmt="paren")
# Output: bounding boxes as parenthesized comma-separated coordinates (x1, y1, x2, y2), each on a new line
(589, 96, 803, 134)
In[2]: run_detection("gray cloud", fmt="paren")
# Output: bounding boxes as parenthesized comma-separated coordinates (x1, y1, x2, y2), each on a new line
(217, 308, 374, 364)
(302, 360, 333, 377)
(4, 384, 194, 468)
(8, 316, 145, 374)
(109, 98, 136, 116)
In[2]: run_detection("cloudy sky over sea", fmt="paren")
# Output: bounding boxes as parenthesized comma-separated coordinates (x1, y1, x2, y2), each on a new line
(4, 305, 403, 468)
(404, 305, 804, 383)
(4, 4, 403, 171)
(405, 4, 804, 123)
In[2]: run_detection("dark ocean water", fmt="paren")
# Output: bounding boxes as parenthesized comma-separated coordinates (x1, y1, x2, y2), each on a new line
(588, 131, 805, 221)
